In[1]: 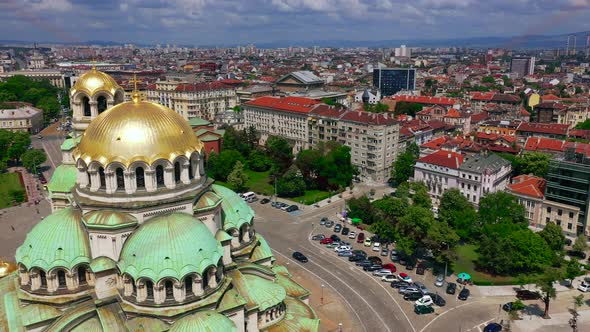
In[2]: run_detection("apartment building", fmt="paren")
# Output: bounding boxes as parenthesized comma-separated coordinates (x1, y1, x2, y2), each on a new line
(0, 102, 44, 133)
(457, 153, 511, 207)
(0, 70, 64, 88)
(413, 150, 464, 206)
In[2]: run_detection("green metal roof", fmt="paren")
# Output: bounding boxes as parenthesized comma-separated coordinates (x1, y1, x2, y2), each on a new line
(215, 229, 233, 243)
(250, 234, 275, 263)
(170, 310, 237, 332)
(217, 287, 247, 313)
(212, 184, 254, 231)
(195, 128, 210, 136)
(276, 274, 309, 299)
(126, 317, 170, 332)
(214, 129, 226, 136)
(118, 212, 224, 282)
(45, 301, 96, 331)
(20, 303, 62, 327)
(70, 316, 102, 331)
(265, 297, 319, 332)
(90, 256, 117, 273)
(4, 291, 23, 332)
(199, 133, 222, 142)
(47, 164, 77, 193)
(15, 207, 91, 271)
(229, 270, 286, 312)
(188, 117, 211, 127)
(194, 191, 222, 212)
(83, 210, 138, 230)
(60, 136, 82, 151)
(271, 265, 291, 278)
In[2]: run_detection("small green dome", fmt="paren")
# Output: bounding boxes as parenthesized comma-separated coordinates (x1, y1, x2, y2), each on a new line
(211, 184, 254, 231)
(170, 310, 237, 332)
(117, 213, 223, 282)
(15, 207, 91, 271)
(83, 210, 138, 230)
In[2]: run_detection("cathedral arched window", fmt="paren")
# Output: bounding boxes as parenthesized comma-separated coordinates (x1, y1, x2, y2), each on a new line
(202, 271, 209, 290)
(98, 167, 106, 190)
(136, 167, 145, 190)
(57, 270, 67, 288)
(156, 165, 165, 187)
(174, 162, 181, 183)
(188, 161, 194, 180)
(165, 280, 174, 300)
(78, 266, 87, 284)
(39, 270, 47, 288)
(82, 96, 91, 117)
(184, 276, 193, 296)
(115, 168, 124, 191)
(97, 96, 108, 113)
(145, 280, 154, 300)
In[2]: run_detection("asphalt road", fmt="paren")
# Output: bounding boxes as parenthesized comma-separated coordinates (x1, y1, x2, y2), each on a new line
(253, 201, 504, 332)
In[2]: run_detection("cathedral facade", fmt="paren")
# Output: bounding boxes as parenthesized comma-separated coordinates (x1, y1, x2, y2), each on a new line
(0, 69, 318, 332)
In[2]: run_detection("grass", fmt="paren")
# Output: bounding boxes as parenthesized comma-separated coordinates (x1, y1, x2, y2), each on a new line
(0, 173, 25, 208)
(453, 244, 532, 286)
(289, 189, 331, 205)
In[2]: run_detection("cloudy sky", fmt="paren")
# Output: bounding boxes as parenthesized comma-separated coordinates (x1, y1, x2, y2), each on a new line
(1, 0, 590, 45)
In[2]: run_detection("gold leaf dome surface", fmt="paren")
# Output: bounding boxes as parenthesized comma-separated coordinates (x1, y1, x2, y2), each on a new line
(71, 68, 122, 97)
(73, 100, 203, 167)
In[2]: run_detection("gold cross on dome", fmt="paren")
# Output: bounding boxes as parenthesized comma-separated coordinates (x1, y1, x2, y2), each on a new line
(91, 59, 96, 70)
(130, 73, 143, 103)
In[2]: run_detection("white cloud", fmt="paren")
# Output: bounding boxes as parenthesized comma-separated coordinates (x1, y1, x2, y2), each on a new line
(27, 0, 72, 12)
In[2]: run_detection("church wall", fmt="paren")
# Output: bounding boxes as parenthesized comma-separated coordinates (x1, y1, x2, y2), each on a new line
(88, 229, 133, 260)
(94, 270, 119, 299)
(226, 308, 246, 332)
(246, 311, 258, 332)
(194, 210, 218, 236)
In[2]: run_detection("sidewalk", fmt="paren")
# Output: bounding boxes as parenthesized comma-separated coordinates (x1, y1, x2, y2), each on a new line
(8, 167, 44, 207)
(512, 309, 590, 332)
(477, 276, 588, 297)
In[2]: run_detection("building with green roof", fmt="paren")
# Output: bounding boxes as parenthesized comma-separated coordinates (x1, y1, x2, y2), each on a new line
(1, 70, 317, 332)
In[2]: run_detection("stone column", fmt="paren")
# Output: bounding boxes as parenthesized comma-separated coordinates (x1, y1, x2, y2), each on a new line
(66, 270, 76, 290)
(47, 272, 57, 293)
(77, 167, 89, 188)
(193, 275, 204, 297)
(181, 163, 190, 184)
(137, 283, 147, 302)
(222, 242, 232, 265)
(30, 271, 40, 290)
(154, 284, 164, 304)
(124, 170, 135, 194)
(124, 279, 133, 296)
(173, 281, 184, 302)
(89, 170, 100, 192)
(19, 268, 30, 286)
(164, 166, 175, 189)
(87, 271, 95, 286)
(208, 268, 217, 288)
(105, 170, 116, 194)
(90, 101, 98, 118)
(72, 101, 81, 119)
(230, 229, 240, 248)
(145, 169, 156, 192)
(243, 225, 251, 243)
(199, 155, 205, 176)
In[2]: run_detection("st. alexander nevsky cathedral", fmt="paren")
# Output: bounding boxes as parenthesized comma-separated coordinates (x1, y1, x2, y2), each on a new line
(0, 68, 319, 331)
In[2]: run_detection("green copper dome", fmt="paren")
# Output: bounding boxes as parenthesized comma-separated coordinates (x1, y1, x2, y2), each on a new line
(15, 207, 91, 271)
(170, 310, 237, 332)
(117, 213, 223, 282)
(83, 210, 138, 230)
(211, 184, 254, 231)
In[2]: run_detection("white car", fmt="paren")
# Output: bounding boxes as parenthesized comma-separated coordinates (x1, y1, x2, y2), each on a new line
(335, 245, 352, 253)
(348, 231, 356, 239)
(578, 282, 590, 292)
(415, 295, 434, 306)
(372, 242, 381, 252)
(381, 274, 397, 282)
(373, 269, 393, 277)
(398, 273, 413, 283)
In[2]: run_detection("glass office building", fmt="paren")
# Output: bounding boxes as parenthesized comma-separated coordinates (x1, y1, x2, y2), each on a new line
(373, 68, 416, 96)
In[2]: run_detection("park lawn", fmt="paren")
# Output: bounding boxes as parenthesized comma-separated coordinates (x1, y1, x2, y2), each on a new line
(453, 244, 523, 285)
(214, 170, 274, 196)
(289, 190, 331, 205)
(0, 173, 25, 208)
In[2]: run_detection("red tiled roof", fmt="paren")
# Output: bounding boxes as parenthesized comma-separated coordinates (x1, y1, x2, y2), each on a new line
(508, 175, 546, 199)
(541, 94, 560, 101)
(310, 104, 348, 118)
(470, 111, 490, 123)
(445, 108, 461, 118)
(417, 150, 464, 169)
(524, 137, 565, 152)
(245, 96, 320, 114)
(517, 122, 569, 136)
(420, 136, 450, 149)
(340, 110, 397, 125)
(175, 81, 231, 92)
(392, 95, 456, 106)
(470, 92, 494, 101)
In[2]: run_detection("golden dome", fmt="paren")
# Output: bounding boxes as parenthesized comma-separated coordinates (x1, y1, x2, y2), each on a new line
(71, 68, 122, 97)
(0, 259, 16, 278)
(73, 100, 203, 167)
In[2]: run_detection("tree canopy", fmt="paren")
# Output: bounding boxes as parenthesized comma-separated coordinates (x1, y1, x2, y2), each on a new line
(21, 149, 47, 172)
(0, 75, 62, 124)
(227, 160, 248, 192)
(391, 143, 419, 184)
(538, 222, 566, 251)
(206, 150, 245, 181)
(438, 189, 477, 241)
(394, 102, 423, 116)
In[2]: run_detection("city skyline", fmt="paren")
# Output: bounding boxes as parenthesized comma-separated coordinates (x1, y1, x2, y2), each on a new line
(2, 0, 590, 46)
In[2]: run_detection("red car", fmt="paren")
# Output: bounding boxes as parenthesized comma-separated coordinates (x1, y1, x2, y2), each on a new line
(382, 263, 397, 273)
(320, 238, 334, 245)
(357, 232, 365, 243)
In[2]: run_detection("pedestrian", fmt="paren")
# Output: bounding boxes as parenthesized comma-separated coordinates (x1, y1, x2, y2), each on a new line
(36, 208, 39, 214)
(11, 225, 15, 231)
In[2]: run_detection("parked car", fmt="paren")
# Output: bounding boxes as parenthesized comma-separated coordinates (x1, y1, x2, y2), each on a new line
(405, 259, 416, 270)
(398, 273, 413, 283)
(381, 263, 397, 273)
(415, 295, 433, 306)
(326, 242, 340, 248)
(311, 234, 325, 241)
(325, 220, 334, 228)
(341, 227, 350, 236)
(434, 274, 445, 287)
(515, 289, 541, 300)
(338, 251, 353, 257)
(330, 235, 341, 242)
(416, 265, 425, 275)
(565, 238, 573, 246)
(382, 274, 397, 282)
(292, 252, 308, 263)
(446, 282, 457, 295)
(373, 269, 394, 277)
(414, 304, 435, 315)
(348, 255, 365, 262)
(577, 281, 590, 292)
(381, 247, 389, 257)
(426, 293, 446, 306)
(483, 323, 503, 332)
(260, 198, 270, 204)
(320, 217, 328, 225)
(390, 249, 400, 261)
(286, 205, 299, 212)
(364, 238, 372, 247)
(367, 256, 382, 265)
(403, 292, 423, 301)
(390, 280, 409, 289)
(399, 286, 420, 294)
(348, 231, 356, 239)
(458, 288, 470, 301)
(357, 232, 365, 243)
(372, 242, 381, 252)
(356, 260, 373, 267)
(335, 245, 352, 252)
(502, 302, 515, 312)
(320, 238, 333, 245)
(39, 173, 47, 184)
(567, 250, 587, 259)
(334, 224, 342, 233)
(352, 250, 367, 257)
(363, 264, 383, 272)
(414, 282, 429, 295)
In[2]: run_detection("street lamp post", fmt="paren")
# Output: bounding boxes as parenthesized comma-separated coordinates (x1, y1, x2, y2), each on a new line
(321, 284, 324, 304)
(339, 322, 343, 332)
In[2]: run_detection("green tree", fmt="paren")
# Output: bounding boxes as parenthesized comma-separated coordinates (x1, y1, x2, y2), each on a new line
(411, 182, 432, 209)
(394, 102, 423, 116)
(482, 76, 495, 84)
(537, 267, 563, 318)
(266, 136, 293, 174)
(368, 221, 397, 243)
(36, 96, 61, 123)
(227, 161, 248, 192)
(347, 196, 376, 225)
(538, 222, 566, 251)
(21, 149, 47, 172)
(276, 167, 306, 197)
(8, 131, 31, 162)
(373, 196, 407, 222)
(520, 152, 550, 178)
(397, 206, 435, 255)
(247, 149, 271, 172)
(364, 102, 389, 113)
(424, 220, 459, 265)
(478, 192, 527, 235)
(576, 119, 590, 130)
(573, 235, 588, 253)
(0, 91, 17, 102)
(565, 260, 582, 287)
(206, 149, 245, 181)
(391, 143, 419, 184)
(439, 189, 477, 240)
(10, 189, 25, 203)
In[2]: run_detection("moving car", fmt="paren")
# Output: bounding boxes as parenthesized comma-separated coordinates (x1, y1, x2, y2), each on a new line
(458, 288, 470, 301)
(446, 282, 457, 294)
(341, 227, 350, 236)
(320, 217, 327, 225)
(414, 304, 434, 315)
(434, 274, 445, 287)
(320, 238, 333, 245)
(292, 252, 308, 263)
(260, 198, 270, 204)
(348, 231, 356, 239)
(311, 234, 325, 241)
(567, 250, 587, 259)
(502, 302, 515, 312)
(577, 281, 590, 292)
(398, 273, 412, 283)
(357, 232, 365, 243)
(364, 238, 372, 247)
(515, 289, 541, 300)
(404, 292, 423, 301)
(415, 295, 433, 306)
(483, 323, 503, 332)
